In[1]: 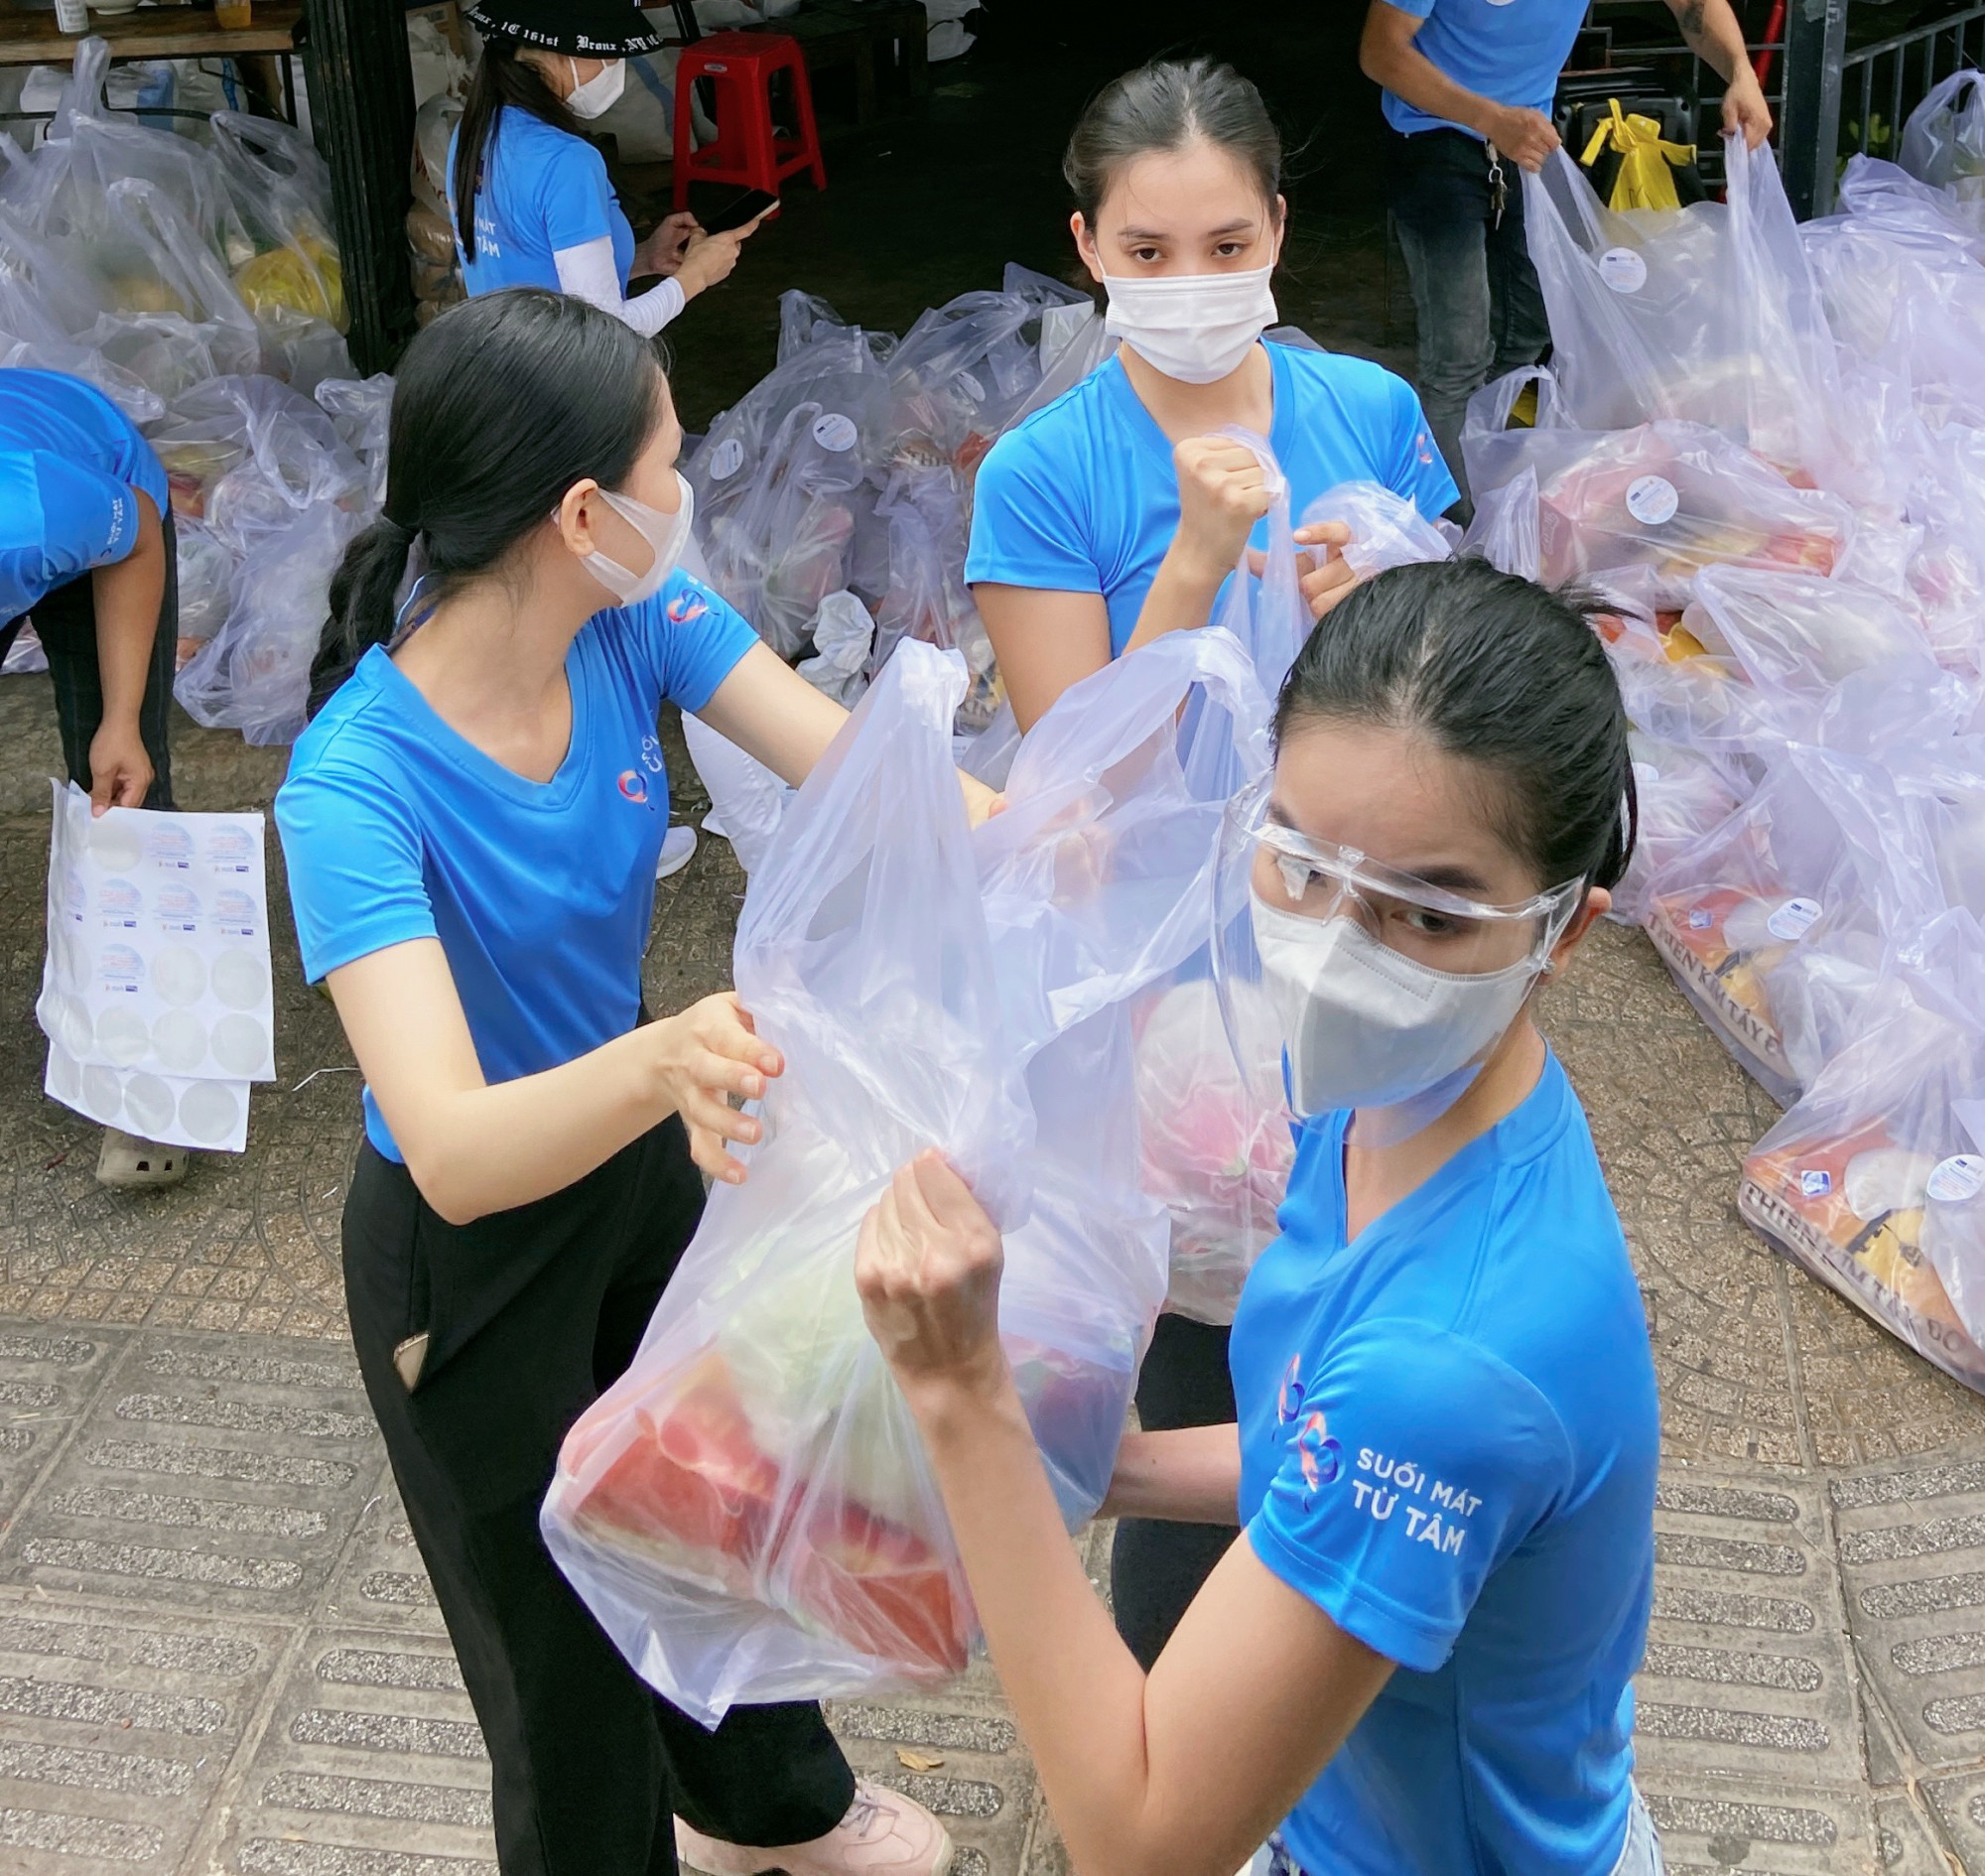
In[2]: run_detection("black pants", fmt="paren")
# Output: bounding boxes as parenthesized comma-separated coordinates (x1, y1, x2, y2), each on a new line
(342, 1117, 856, 1876)
(0, 507, 179, 809)
(1111, 1313, 1239, 1670)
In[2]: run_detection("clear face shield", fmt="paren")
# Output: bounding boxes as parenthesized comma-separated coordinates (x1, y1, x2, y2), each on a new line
(1211, 774, 1588, 1146)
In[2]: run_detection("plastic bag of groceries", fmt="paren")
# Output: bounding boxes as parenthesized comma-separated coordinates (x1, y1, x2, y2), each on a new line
(1300, 479, 1453, 579)
(173, 516, 234, 668)
(542, 631, 1257, 1719)
(1901, 70, 1985, 202)
(869, 466, 999, 726)
(209, 111, 345, 332)
(795, 590, 875, 707)
(1741, 908, 1985, 1393)
(1613, 731, 1748, 926)
(314, 372, 395, 510)
(1522, 134, 1846, 482)
(1834, 156, 1985, 259)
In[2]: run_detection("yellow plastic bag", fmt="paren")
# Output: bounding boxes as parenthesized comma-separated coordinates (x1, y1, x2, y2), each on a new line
(1580, 98, 1697, 213)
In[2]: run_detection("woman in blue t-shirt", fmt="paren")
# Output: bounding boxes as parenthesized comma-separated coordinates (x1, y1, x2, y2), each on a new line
(848, 559, 1665, 1876)
(967, 57, 1460, 1668)
(276, 291, 978, 1876)
(451, 0, 768, 338)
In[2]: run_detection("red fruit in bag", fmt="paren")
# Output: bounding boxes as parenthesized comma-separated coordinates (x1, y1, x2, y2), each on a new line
(788, 1501, 972, 1677)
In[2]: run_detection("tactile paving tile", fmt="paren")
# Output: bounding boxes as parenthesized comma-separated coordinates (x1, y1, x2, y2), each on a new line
(1883, 1788, 1963, 1875)
(827, 1694, 1033, 1876)
(316, 1468, 450, 1642)
(1638, 1777, 1884, 1875)
(0, 1331, 377, 1618)
(0, 1584, 280, 1874)
(207, 1624, 495, 1876)
(1634, 1471, 1864, 1790)
(1829, 1454, 1985, 1771)
(0, 1326, 123, 1524)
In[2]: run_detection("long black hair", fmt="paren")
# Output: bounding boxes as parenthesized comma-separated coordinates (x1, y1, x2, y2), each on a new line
(452, 37, 582, 264)
(1273, 558, 1638, 892)
(1063, 58, 1282, 225)
(308, 289, 665, 715)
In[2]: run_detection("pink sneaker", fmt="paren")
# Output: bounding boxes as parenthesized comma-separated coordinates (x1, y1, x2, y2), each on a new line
(675, 1779, 955, 1876)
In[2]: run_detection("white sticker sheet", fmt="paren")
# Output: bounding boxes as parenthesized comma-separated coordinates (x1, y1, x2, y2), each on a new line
(37, 782, 275, 1152)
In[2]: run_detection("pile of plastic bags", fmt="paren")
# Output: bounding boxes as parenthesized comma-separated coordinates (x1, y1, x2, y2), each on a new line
(544, 629, 1268, 1719)
(0, 39, 390, 744)
(1463, 87, 1985, 1392)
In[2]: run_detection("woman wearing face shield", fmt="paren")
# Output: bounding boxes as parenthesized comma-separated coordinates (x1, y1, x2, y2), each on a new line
(276, 291, 985, 1876)
(966, 57, 1461, 1669)
(451, 0, 768, 338)
(848, 559, 1665, 1876)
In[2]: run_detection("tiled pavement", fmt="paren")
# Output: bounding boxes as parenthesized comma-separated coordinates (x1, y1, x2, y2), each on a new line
(7, 674, 1985, 1873)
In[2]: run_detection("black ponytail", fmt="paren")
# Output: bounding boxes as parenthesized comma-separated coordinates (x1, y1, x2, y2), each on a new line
(308, 289, 666, 716)
(1272, 558, 1639, 893)
(453, 37, 582, 265)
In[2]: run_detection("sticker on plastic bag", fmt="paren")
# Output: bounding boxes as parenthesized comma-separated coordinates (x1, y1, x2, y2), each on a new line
(1599, 246, 1648, 294)
(1929, 1155, 1985, 1205)
(1799, 1168, 1833, 1198)
(708, 437, 745, 480)
(1626, 474, 1679, 526)
(811, 412, 858, 453)
(1766, 896, 1822, 942)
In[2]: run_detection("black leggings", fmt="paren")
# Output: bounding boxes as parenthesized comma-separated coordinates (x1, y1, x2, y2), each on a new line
(1111, 1313, 1240, 1670)
(341, 1118, 856, 1876)
(0, 506, 178, 809)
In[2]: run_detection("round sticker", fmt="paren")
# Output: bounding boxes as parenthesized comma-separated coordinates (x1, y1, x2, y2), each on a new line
(86, 817, 143, 872)
(213, 888, 259, 937)
(178, 1079, 242, 1145)
(152, 1008, 209, 1075)
(48, 1043, 80, 1105)
(81, 1061, 122, 1121)
(201, 826, 256, 873)
(62, 873, 86, 921)
(154, 881, 201, 933)
(1766, 895, 1823, 942)
(210, 1012, 269, 1077)
(96, 944, 145, 995)
(95, 877, 143, 926)
(153, 946, 207, 1007)
(1928, 1154, 1985, 1204)
(49, 994, 92, 1058)
(122, 1072, 174, 1138)
(144, 822, 194, 870)
(211, 948, 268, 1011)
(1626, 475, 1679, 527)
(1599, 246, 1649, 294)
(707, 436, 746, 481)
(95, 1005, 150, 1067)
(955, 369, 987, 403)
(811, 412, 858, 453)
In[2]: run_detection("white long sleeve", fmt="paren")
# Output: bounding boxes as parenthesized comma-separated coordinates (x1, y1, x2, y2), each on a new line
(553, 235, 686, 338)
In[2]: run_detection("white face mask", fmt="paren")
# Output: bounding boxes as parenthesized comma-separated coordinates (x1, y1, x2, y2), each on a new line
(576, 472, 694, 605)
(1101, 263, 1277, 384)
(566, 57, 626, 120)
(1250, 897, 1543, 1121)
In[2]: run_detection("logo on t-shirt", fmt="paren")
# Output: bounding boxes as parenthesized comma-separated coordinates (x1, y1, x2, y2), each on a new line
(666, 588, 710, 625)
(616, 769, 649, 804)
(1295, 1410, 1342, 1507)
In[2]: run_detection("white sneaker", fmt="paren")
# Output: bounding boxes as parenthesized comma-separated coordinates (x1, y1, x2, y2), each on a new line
(676, 1779, 954, 1876)
(657, 824, 698, 879)
(95, 1128, 190, 1189)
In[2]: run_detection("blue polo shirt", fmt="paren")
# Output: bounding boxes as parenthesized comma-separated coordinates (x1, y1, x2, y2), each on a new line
(1383, 0, 1589, 137)
(450, 105, 636, 297)
(0, 368, 170, 623)
(966, 340, 1456, 654)
(1231, 1053, 1659, 1875)
(274, 572, 755, 1160)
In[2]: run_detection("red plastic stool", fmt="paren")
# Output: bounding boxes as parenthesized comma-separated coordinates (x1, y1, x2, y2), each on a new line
(672, 32, 828, 211)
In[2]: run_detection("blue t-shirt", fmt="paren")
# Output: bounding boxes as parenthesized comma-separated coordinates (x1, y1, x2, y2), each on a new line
(0, 368, 169, 623)
(966, 341, 1457, 655)
(450, 106, 636, 298)
(1230, 1053, 1658, 1876)
(274, 572, 755, 1160)
(1383, 0, 1589, 137)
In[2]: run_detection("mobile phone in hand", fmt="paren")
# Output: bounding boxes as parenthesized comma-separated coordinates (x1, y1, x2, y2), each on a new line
(702, 189, 779, 235)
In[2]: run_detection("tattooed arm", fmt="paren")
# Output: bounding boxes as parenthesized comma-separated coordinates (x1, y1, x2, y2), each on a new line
(1662, 0, 1773, 147)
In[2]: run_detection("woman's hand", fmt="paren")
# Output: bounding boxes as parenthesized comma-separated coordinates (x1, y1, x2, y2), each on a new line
(959, 771, 1002, 828)
(857, 1149, 1009, 1407)
(85, 717, 154, 813)
(1292, 519, 1359, 622)
(675, 210, 770, 301)
(647, 991, 784, 1184)
(637, 210, 701, 277)
(1168, 437, 1274, 590)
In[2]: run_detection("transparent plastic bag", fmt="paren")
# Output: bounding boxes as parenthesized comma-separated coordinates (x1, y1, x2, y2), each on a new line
(314, 372, 394, 509)
(173, 515, 234, 664)
(1741, 909, 1985, 1392)
(1522, 134, 1846, 482)
(1300, 479, 1453, 578)
(681, 710, 792, 876)
(543, 632, 1257, 1719)
(1901, 70, 1985, 201)
(795, 590, 875, 706)
(1612, 731, 1748, 927)
(210, 110, 345, 334)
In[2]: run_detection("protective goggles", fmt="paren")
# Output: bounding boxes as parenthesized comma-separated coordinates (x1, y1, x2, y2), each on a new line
(1223, 776, 1588, 976)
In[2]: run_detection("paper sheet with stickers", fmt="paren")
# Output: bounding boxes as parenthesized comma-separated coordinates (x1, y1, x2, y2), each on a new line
(37, 782, 275, 1153)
